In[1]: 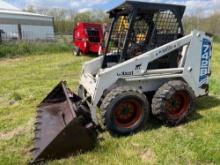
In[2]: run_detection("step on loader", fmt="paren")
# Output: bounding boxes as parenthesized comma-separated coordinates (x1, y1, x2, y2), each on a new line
(31, 1, 213, 163)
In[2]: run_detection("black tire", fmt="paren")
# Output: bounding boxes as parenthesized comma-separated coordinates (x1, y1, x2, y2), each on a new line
(73, 47, 80, 56)
(152, 80, 195, 126)
(100, 86, 150, 136)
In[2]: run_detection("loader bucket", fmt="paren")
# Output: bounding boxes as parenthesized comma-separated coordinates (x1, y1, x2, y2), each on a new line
(31, 81, 97, 163)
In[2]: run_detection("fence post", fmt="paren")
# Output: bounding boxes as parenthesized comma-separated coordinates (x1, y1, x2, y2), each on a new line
(18, 24, 22, 40)
(0, 30, 2, 43)
(0, 29, 4, 43)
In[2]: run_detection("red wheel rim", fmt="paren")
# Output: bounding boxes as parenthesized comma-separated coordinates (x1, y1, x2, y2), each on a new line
(165, 91, 190, 120)
(113, 99, 142, 128)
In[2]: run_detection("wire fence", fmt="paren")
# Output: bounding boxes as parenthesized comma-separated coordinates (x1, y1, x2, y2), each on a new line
(0, 31, 56, 42)
(0, 31, 74, 43)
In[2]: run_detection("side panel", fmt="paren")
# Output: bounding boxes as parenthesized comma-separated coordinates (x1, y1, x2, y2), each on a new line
(199, 38, 212, 86)
(182, 31, 212, 97)
(116, 78, 173, 93)
(73, 23, 87, 53)
(91, 33, 192, 105)
(82, 56, 104, 75)
(21, 25, 54, 40)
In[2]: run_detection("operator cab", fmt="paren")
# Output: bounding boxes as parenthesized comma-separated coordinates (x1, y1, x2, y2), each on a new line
(102, 1, 185, 69)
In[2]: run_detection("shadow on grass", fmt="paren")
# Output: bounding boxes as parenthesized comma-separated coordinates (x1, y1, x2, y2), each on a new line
(184, 95, 220, 125)
(88, 54, 99, 58)
(144, 113, 203, 131)
(80, 53, 98, 58)
(145, 115, 163, 130)
(195, 95, 220, 111)
(144, 95, 220, 131)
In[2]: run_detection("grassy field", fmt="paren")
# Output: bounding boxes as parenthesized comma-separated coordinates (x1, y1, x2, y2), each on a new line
(0, 42, 219, 165)
(0, 35, 72, 58)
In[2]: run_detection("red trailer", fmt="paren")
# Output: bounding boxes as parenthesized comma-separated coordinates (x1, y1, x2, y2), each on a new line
(73, 22, 104, 56)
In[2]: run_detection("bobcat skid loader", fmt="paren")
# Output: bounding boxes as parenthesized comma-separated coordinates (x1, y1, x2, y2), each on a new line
(31, 0, 213, 163)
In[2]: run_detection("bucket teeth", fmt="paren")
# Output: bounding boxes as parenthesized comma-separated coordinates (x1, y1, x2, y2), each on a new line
(33, 134, 40, 139)
(36, 115, 42, 119)
(37, 109, 43, 113)
(33, 137, 40, 141)
(34, 128, 41, 133)
(34, 122, 41, 126)
(30, 147, 40, 152)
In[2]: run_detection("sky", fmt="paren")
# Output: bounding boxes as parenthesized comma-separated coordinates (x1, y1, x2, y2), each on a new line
(4, 0, 218, 15)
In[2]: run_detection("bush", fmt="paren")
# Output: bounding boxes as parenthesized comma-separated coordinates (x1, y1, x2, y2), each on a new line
(0, 40, 72, 58)
(214, 36, 220, 43)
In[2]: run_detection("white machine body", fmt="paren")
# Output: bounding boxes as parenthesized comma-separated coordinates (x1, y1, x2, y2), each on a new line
(79, 30, 213, 123)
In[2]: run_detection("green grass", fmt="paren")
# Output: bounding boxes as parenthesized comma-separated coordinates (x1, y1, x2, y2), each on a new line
(0, 39, 72, 58)
(0, 42, 220, 165)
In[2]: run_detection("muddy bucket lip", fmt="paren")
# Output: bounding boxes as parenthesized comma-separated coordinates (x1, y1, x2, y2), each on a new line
(31, 118, 97, 163)
(31, 81, 97, 163)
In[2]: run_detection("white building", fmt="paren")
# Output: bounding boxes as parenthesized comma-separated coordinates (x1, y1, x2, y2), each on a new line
(0, 0, 54, 41)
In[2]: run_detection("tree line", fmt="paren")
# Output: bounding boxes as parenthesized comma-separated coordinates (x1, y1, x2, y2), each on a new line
(24, 7, 109, 34)
(24, 7, 220, 36)
(183, 12, 220, 36)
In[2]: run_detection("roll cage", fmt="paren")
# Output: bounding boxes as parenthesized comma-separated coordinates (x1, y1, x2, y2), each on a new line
(102, 1, 186, 69)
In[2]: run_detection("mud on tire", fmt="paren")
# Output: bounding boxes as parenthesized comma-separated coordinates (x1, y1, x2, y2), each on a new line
(152, 80, 195, 126)
(100, 86, 150, 136)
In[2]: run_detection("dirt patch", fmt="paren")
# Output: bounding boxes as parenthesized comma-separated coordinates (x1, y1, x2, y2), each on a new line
(140, 149, 156, 164)
(0, 57, 24, 65)
(0, 119, 34, 140)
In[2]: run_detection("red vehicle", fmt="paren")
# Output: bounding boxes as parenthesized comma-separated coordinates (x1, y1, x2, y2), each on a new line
(73, 22, 104, 56)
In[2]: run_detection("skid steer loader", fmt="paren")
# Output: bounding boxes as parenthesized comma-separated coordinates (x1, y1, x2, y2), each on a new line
(31, 1, 213, 163)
